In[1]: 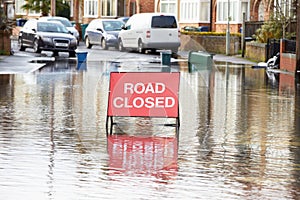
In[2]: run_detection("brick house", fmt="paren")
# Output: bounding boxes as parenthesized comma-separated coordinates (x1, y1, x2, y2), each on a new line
(12, 0, 272, 33)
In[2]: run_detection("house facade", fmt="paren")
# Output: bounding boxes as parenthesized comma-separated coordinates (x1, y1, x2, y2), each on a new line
(11, 0, 272, 33)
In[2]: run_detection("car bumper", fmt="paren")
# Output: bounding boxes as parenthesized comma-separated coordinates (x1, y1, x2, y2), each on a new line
(40, 46, 77, 52)
(106, 39, 118, 47)
(143, 42, 181, 50)
(40, 40, 77, 52)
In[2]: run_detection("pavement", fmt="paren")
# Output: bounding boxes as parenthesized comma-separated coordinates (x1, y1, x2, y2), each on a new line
(0, 40, 257, 74)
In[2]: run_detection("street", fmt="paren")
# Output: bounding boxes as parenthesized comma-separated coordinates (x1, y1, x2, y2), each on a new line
(0, 39, 256, 74)
(2, 39, 187, 73)
(1, 38, 299, 200)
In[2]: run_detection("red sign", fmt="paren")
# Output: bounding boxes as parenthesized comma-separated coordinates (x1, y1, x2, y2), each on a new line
(107, 72, 180, 117)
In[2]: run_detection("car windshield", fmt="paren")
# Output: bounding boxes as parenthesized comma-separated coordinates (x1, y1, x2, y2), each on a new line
(102, 21, 124, 31)
(151, 16, 177, 28)
(37, 22, 69, 33)
(48, 18, 72, 27)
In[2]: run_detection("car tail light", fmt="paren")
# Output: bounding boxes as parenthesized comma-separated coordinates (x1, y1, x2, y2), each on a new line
(146, 30, 151, 38)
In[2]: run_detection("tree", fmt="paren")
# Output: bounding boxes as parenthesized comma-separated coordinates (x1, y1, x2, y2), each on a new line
(253, 14, 283, 43)
(22, 0, 70, 17)
(253, 0, 297, 43)
(22, 0, 50, 16)
(273, 0, 297, 39)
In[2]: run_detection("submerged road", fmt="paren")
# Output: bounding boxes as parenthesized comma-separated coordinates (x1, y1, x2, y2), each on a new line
(0, 40, 256, 74)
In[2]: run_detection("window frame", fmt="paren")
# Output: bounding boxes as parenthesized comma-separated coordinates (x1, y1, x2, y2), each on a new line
(180, 0, 210, 23)
(216, 0, 250, 23)
(84, 0, 98, 17)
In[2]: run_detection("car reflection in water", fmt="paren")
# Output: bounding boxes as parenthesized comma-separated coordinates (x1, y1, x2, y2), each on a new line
(37, 58, 81, 73)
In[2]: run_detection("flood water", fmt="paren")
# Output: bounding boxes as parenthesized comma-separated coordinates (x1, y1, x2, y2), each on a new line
(0, 58, 300, 199)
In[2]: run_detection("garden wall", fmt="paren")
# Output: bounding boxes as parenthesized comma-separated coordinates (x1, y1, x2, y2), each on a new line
(179, 34, 240, 55)
(244, 42, 266, 62)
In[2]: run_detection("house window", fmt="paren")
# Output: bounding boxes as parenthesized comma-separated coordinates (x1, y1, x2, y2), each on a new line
(217, 0, 247, 23)
(15, 0, 26, 15)
(102, 0, 117, 17)
(161, 0, 177, 14)
(241, 1, 249, 21)
(84, 0, 98, 17)
(199, 1, 210, 22)
(180, 0, 210, 23)
(274, 0, 296, 19)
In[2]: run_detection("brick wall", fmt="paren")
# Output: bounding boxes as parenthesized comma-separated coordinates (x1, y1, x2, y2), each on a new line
(0, 31, 11, 55)
(140, 0, 155, 13)
(280, 39, 296, 73)
(245, 42, 266, 62)
(179, 34, 240, 55)
(280, 53, 296, 73)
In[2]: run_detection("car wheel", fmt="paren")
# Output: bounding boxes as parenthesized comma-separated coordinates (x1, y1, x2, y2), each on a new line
(52, 51, 59, 57)
(69, 51, 76, 58)
(138, 40, 145, 54)
(18, 38, 26, 51)
(101, 39, 108, 50)
(33, 39, 41, 53)
(85, 37, 92, 49)
(118, 39, 125, 52)
(171, 48, 178, 54)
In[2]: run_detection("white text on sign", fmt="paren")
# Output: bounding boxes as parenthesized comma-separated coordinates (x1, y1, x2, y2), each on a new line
(113, 82, 175, 109)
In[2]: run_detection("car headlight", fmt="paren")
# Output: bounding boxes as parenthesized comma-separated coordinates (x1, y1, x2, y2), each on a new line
(41, 36, 52, 43)
(70, 38, 77, 44)
(74, 31, 79, 37)
(107, 34, 116, 40)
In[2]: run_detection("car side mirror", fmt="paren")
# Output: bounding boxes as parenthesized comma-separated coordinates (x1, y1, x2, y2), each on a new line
(69, 31, 73, 35)
(32, 28, 36, 32)
(121, 25, 127, 30)
(96, 28, 103, 32)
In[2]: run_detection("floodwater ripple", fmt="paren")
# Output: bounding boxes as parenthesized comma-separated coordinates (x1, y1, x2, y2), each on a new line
(0, 63, 300, 199)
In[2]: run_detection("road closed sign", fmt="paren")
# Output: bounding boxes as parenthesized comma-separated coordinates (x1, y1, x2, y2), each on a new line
(107, 72, 180, 118)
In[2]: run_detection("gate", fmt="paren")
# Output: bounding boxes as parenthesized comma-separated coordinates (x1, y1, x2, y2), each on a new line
(266, 39, 280, 62)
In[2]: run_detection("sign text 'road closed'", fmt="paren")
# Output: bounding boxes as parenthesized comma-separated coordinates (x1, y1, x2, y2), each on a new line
(107, 72, 180, 117)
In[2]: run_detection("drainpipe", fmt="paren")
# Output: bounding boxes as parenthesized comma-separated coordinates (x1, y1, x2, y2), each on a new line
(226, 0, 230, 55)
(210, 0, 213, 31)
(296, 0, 300, 78)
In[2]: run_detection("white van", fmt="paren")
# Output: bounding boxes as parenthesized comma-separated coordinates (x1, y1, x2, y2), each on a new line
(118, 13, 181, 54)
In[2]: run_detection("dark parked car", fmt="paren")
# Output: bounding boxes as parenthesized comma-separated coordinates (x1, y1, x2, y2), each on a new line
(84, 19, 124, 50)
(39, 16, 80, 44)
(18, 19, 78, 57)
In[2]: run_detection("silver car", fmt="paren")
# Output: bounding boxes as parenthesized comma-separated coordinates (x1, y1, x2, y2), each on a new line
(84, 19, 124, 50)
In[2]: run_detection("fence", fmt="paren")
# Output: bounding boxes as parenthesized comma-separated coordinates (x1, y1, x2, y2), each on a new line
(283, 39, 296, 53)
(266, 39, 280, 61)
(244, 20, 297, 38)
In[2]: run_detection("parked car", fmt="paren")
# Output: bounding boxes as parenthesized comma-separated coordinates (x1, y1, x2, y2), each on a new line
(39, 16, 80, 44)
(198, 26, 209, 32)
(118, 17, 129, 23)
(84, 19, 124, 50)
(182, 26, 209, 32)
(18, 19, 78, 57)
(118, 13, 181, 54)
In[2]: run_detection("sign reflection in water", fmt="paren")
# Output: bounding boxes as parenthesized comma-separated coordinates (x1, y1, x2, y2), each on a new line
(107, 135, 178, 179)
(1, 57, 300, 199)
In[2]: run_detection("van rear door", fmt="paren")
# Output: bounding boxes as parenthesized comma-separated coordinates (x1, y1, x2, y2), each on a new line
(149, 15, 180, 44)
